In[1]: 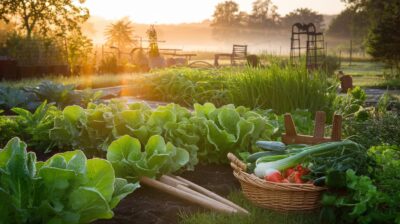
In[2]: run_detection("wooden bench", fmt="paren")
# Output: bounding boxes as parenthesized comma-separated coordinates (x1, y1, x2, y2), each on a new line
(162, 52, 197, 61)
(214, 45, 247, 66)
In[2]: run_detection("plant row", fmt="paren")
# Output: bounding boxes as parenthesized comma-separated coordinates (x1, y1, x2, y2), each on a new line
(0, 81, 102, 113)
(139, 64, 337, 114)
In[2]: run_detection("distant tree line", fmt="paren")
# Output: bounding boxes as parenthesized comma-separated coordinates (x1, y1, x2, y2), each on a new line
(211, 0, 325, 41)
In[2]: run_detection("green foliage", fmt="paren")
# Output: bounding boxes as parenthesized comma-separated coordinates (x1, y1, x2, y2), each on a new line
(344, 112, 400, 148)
(0, 116, 19, 146)
(0, 137, 137, 224)
(48, 101, 280, 165)
(0, 86, 39, 111)
(105, 18, 136, 52)
(368, 145, 400, 195)
(320, 145, 400, 224)
(327, 8, 370, 40)
(212, 1, 241, 27)
(334, 86, 366, 118)
(282, 8, 324, 31)
(344, 0, 400, 74)
(193, 103, 278, 163)
(98, 56, 119, 74)
(66, 32, 94, 75)
(12, 101, 61, 151)
(2, 34, 66, 66)
(26, 81, 76, 108)
(145, 65, 336, 114)
(0, 0, 89, 38)
(0, 81, 102, 112)
(320, 170, 382, 224)
(322, 55, 341, 76)
(107, 135, 189, 182)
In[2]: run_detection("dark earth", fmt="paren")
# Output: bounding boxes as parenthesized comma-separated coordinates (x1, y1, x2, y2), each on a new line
(94, 164, 240, 224)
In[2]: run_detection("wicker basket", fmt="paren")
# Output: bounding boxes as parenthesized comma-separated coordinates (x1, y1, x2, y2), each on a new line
(227, 153, 326, 212)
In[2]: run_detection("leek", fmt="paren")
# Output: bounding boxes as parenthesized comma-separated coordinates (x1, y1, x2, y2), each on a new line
(254, 140, 364, 178)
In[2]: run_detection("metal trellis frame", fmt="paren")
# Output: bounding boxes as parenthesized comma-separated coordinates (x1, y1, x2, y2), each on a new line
(290, 23, 325, 72)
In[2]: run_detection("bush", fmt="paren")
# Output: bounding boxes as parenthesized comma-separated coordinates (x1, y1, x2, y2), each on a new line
(98, 56, 119, 74)
(322, 55, 341, 76)
(344, 112, 400, 148)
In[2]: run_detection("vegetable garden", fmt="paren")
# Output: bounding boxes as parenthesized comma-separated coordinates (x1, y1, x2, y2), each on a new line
(0, 65, 399, 224)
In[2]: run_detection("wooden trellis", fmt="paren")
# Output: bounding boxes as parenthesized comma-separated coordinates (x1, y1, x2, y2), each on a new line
(290, 23, 325, 72)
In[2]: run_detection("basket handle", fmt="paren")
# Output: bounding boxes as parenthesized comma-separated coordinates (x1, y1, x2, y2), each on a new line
(227, 153, 247, 172)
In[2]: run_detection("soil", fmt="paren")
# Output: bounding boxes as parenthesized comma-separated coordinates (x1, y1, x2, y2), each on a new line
(94, 164, 240, 224)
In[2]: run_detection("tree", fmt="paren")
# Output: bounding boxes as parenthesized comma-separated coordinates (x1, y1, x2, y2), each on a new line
(327, 9, 369, 40)
(282, 8, 324, 31)
(212, 1, 240, 26)
(250, 0, 280, 28)
(105, 18, 136, 52)
(66, 32, 93, 74)
(342, 0, 400, 73)
(0, 0, 89, 38)
(366, 0, 400, 74)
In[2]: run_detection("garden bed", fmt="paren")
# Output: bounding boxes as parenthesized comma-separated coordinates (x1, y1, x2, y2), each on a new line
(94, 164, 239, 224)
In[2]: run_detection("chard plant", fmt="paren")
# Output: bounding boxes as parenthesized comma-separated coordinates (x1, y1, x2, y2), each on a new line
(0, 137, 138, 224)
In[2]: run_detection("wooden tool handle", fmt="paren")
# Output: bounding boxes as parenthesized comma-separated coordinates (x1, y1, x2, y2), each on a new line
(140, 177, 237, 214)
(174, 175, 249, 214)
(227, 153, 247, 171)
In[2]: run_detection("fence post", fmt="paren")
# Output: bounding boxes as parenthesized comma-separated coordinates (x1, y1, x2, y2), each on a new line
(349, 40, 353, 66)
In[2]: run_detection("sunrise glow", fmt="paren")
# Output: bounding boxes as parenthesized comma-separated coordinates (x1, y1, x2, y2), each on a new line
(84, 0, 346, 24)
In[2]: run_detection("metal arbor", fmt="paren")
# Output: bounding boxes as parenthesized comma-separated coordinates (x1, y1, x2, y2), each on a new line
(290, 23, 325, 71)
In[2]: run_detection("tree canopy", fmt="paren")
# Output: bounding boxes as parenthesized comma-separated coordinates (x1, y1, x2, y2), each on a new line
(327, 9, 369, 39)
(212, 1, 240, 26)
(105, 18, 136, 52)
(341, 0, 400, 71)
(282, 8, 324, 31)
(0, 0, 89, 38)
(250, 0, 279, 28)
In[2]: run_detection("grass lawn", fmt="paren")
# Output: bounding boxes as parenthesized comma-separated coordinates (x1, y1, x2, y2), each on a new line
(337, 61, 400, 89)
(179, 191, 320, 224)
(339, 61, 386, 76)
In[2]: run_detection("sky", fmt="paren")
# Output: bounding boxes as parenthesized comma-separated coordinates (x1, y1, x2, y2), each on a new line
(84, 0, 346, 24)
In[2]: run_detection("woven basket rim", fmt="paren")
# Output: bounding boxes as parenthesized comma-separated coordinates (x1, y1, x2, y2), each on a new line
(233, 170, 327, 192)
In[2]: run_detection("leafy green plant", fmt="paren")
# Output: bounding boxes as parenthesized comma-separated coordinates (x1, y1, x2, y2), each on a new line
(12, 101, 60, 151)
(320, 145, 400, 224)
(0, 86, 39, 111)
(192, 103, 278, 163)
(368, 145, 400, 199)
(344, 112, 400, 148)
(334, 86, 367, 119)
(25, 81, 76, 108)
(0, 137, 138, 224)
(0, 116, 19, 146)
(107, 135, 189, 182)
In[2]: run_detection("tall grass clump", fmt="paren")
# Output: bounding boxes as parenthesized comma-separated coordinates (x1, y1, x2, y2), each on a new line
(145, 64, 336, 114)
(228, 64, 336, 114)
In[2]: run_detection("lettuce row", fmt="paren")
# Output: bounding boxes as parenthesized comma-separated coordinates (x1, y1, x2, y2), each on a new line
(107, 135, 190, 182)
(0, 137, 137, 224)
(47, 101, 280, 165)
